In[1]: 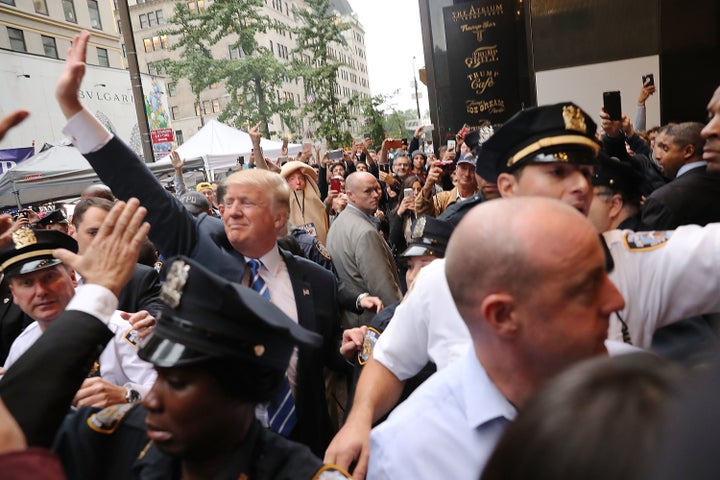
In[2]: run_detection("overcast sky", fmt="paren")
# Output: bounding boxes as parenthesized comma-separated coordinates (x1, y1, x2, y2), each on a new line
(346, 0, 430, 116)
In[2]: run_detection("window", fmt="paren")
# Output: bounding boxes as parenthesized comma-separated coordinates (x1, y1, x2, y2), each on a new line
(97, 47, 109, 67)
(88, 0, 102, 29)
(171, 106, 179, 121)
(139, 13, 148, 29)
(148, 11, 156, 27)
(203, 101, 212, 115)
(212, 99, 220, 113)
(195, 103, 201, 116)
(156, 10, 164, 24)
(7, 28, 26, 52)
(121, 44, 126, 58)
(209, 82, 218, 89)
(33, 0, 48, 14)
(187, 1, 204, 13)
(160, 35, 168, 49)
(229, 46, 244, 59)
(0, 0, 16, 6)
(143, 38, 153, 53)
(152, 36, 161, 50)
(62, 0, 76, 22)
(148, 62, 161, 75)
(175, 130, 184, 145)
(42, 35, 58, 58)
(167, 83, 176, 96)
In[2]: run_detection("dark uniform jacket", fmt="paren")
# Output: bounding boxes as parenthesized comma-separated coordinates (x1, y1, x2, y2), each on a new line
(55, 406, 326, 480)
(0, 309, 348, 479)
(85, 136, 345, 456)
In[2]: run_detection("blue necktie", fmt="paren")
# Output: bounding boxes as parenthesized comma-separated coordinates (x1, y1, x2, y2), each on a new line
(247, 259, 297, 436)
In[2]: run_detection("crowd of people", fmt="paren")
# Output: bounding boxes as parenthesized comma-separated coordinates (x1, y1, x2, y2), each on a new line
(1, 28, 720, 479)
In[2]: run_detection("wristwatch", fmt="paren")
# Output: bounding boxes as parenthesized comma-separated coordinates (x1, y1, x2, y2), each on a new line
(125, 386, 141, 403)
(356, 292, 370, 310)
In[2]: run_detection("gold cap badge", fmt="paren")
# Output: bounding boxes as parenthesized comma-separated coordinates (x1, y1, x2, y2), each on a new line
(159, 259, 190, 308)
(12, 228, 37, 249)
(562, 105, 587, 133)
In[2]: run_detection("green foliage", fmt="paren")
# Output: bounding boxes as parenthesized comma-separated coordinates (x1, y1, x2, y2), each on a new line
(159, 0, 294, 136)
(291, 0, 353, 148)
(351, 93, 387, 149)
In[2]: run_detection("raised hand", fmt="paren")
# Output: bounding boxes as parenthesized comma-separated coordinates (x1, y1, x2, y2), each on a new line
(53, 198, 149, 297)
(56, 30, 90, 119)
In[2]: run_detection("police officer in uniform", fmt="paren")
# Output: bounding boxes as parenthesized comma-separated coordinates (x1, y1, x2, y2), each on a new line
(48, 254, 351, 479)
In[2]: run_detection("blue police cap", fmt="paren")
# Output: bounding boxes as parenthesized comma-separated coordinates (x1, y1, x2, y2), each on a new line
(0, 229, 77, 277)
(139, 256, 322, 369)
(476, 102, 601, 183)
(400, 216, 454, 258)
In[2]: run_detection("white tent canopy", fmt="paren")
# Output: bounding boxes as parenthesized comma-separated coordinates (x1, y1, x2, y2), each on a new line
(0, 145, 202, 209)
(161, 120, 303, 172)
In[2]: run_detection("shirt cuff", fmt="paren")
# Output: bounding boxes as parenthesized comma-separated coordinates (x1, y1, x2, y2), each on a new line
(62, 108, 113, 154)
(66, 284, 118, 325)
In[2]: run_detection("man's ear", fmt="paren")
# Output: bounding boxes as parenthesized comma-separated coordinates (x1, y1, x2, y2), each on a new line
(479, 292, 520, 338)
(608, 193, 625, 219)
(496, 173, 516, 198)
(218, 204, 225, 216)
(683, 143, 696, 159)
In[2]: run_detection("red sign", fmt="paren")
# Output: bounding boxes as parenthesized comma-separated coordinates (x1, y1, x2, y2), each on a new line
(151, 128, 174, 144)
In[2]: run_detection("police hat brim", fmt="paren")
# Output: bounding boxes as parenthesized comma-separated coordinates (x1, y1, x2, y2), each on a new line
(476, 145, 598, 184)
(138, 333, 215, 367)
(3, 256, 64, 277)
(400, 244, 445, 258)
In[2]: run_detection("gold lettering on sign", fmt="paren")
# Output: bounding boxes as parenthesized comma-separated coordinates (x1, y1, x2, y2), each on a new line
(465, 45, 500, 69)
(467, 70, 500, 95)
(452, 3, 504, 22)
(466, 99, 506, 115)
(459, 20, 497, 42)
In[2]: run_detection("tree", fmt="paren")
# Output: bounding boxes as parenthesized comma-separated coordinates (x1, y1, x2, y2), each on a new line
(291, 0, 353, 148)
(352, 93, 388, 149)
(160, 0, 296, 136)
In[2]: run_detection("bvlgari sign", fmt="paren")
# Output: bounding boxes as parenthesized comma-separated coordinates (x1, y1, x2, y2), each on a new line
(443, 0, 521, 128)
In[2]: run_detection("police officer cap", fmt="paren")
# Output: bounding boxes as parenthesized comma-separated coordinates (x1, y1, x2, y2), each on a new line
(0, 229, 77, 277)
(400, 216, 454, 258)
(179, 191, 211, 216)
(476, 102, 601, 183)
(139, 256, 322, 369)
(593, 153, 644, 196)
(36, 209, 69, 228)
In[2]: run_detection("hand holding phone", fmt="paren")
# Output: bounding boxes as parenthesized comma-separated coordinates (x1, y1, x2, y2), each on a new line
(330, 177, 342, 193)
(603, 91, 622, 121)
(403, 188, 413, 199)
(447, 139, 457, 151)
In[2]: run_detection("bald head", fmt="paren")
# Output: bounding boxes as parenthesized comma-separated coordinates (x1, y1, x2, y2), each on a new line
(446, 197, 598, 321)
(345, 172, 381, 215)
(81, 184, 115, 202)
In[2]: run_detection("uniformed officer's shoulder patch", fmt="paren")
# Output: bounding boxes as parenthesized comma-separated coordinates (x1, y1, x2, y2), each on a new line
(312, 464, 352, 479)
(315, 241, 332, 260)
(123, 328, 140, 349)
(623, 230, 673, 251)
(358, 327, 381, 366)
(87, 403, 135, 434)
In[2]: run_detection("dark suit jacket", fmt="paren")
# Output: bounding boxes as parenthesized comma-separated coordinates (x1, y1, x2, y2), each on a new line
(640, 165, 720, 230)
(85, 136, 344, 456)
(118, 263, 163, 317)
(0, 281, 31, 365)
(0, 310, 112, 447)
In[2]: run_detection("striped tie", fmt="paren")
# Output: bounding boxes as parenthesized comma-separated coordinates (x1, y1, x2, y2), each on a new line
(247, 259, 297, 436)
(247, 259, 270, 300)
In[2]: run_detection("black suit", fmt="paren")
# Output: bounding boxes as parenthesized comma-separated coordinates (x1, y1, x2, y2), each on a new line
(118, 264, 163, 317)
(0, 281, 31, 365)
(640, 165, 720, 230)
(85, 136, 344, 455)
(0, 309, 112, 447)
(639, 164, 720, 365)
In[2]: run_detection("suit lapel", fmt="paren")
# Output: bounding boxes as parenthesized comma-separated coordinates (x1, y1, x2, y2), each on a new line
(280, 249, 316, 331)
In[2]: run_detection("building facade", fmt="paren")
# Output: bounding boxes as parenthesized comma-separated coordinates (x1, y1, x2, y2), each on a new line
(124, 0, 372, 145)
